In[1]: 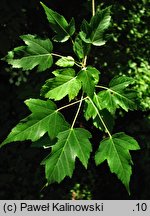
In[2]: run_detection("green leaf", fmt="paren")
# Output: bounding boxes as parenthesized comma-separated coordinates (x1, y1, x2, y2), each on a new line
(3, 34, 53, 72)
(1, 99, 69, 147)
(95, 132, 140, 193)
(80, 19, 91, 41)
(79, 6, 111, 46)
(55, 56, 75, 67)
(97, 75, 137, 114)
(77, 66, 100, 97)
(87, 66, 100, 85)
(84, 97, 114, 132)
(41, 2, 75, 42)
(52, 68, 75, 77)
(41, 68, 81, 101)
(73, 35, 91, 59)
(109, 75, 135, 91)
(41, 128, 92, 184)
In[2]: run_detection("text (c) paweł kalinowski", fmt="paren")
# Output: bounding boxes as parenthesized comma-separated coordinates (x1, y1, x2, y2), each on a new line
(20, 202, 103, 212)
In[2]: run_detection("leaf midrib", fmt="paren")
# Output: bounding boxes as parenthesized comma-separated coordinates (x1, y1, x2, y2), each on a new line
(46, 8, 70, 38)
(4, 111, 57, 143)
(10, 54, 52, 68)
(48, 129, 73, 181)
(91, 13, 110, 43)
(22, 37, 52, 54)
(108, 88, 135, 106)
(110, 137, 128, 179)
(72, 130, 87, 167)
(46, 77, 77, 96)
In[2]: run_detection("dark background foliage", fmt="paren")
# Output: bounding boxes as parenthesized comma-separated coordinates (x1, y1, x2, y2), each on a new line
(0, 0, 149, 199)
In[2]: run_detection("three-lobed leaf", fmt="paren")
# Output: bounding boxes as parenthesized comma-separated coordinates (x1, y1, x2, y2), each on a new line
(95, 132, 140, 194)
(41, 2, 75, 42)
(3, 34, 53, 72)
(96, 75, 137, 114)
(1, 99, 69, 147)
(79, 6, 111, 46)
(41, 68, 81, 101)
(41, 128, 92, 184)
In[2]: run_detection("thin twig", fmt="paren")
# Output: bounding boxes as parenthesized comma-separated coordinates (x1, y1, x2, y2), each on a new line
(92, 0, 95, 16)
(83, 55, 87, 68)
(51, 53, 64, 58)
(71, 94, 84, 129)
(57, 96, 88, 112)
(88, 96, 112, 138)
(74, 62, 82, 68)
(96, 85, 108, 90)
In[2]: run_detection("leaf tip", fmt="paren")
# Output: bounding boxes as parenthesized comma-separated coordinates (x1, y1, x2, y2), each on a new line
(40, 1, 44, 6)
(0, 143, 4, 148)
(24, 98, 32, 106)
(125, 184, 131, 196)
(0, 139, 9, 148)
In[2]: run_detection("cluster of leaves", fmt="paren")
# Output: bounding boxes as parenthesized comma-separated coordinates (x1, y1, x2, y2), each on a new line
(128, 59, 150, 111)
(114, 1, 150, 112)
(93, 0, 150, 113)
(93, 1, 150, 64)
(1, 2, 140, 194)
(112, 0, 150, 61)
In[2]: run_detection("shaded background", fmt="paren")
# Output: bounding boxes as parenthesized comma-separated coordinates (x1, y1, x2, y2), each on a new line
(0, 0, 150, 199)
